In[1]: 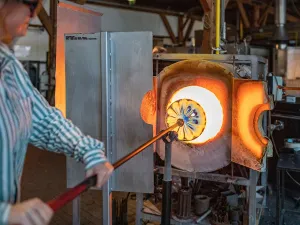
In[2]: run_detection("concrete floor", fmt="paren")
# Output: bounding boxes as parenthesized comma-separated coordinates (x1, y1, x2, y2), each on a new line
(259, 189, 300, 225)
(21, 145, 300, 225)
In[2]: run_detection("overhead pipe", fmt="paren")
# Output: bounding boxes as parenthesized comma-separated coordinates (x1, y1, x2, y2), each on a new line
(215, 0, 221, 54)
(273, 0, 288, 78)
(272, 0, 288, 43)
(220, 0, 226, 41)
(276, 0, 286, 26)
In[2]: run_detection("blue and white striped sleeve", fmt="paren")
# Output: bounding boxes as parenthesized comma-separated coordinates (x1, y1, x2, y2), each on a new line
(25, 79, 107, 170)
(0, 203, 11, 225)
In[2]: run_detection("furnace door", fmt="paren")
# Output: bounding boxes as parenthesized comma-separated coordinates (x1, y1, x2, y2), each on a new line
(65, 32, 154, 193)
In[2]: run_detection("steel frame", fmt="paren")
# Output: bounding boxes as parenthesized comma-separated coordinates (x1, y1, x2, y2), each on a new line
(276, 154, 300, 225)
(101, 32, 114, 225)
(156, 167, 250, 186)
(153, 53, 268, 80)
(135, 169, 260, 225)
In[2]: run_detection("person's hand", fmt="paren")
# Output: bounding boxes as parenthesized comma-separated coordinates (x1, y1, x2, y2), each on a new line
(86, 162, 114, 188)
(8, 198, 53, 225)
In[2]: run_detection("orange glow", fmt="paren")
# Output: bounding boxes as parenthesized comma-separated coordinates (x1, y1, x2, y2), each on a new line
(55, 3, 102, 116)
(140, 90, 156, 125)
(140, 59, 273, 171)
(168, 86, 224, 144)
(254, 103, 271, 146)
(235, 81, 269, 159)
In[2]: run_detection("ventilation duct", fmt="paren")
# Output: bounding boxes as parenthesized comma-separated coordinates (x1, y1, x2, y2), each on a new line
(272, 0, 289, 43)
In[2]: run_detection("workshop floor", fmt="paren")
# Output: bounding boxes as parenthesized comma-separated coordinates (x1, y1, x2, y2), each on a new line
(21, 145, 300, 225)
(259, 188, 300, 225)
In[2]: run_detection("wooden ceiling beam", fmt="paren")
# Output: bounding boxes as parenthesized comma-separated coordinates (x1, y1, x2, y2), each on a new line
(199, 0, 212, 13)
(258, 0, 273, 26)
(160, 14, 177, 44)
(73, 0, 87, 4)
(246, 1, 300, 23)
(184, 19, 195, 42)
(86, 0, 202, 20)
(262, 12, 269, 26)
(183, 17, 190, 30)
(266, 5, 300, 22)
(236, 0, 250, 28)
(226, 0, 256, 10)
(38, 6, 53, 36)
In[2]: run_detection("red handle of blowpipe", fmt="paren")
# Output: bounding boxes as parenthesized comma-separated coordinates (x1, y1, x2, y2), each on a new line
(47, 175, 97, 212)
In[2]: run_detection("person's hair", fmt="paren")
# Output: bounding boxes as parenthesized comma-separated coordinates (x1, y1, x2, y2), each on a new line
(1, 0, 20, 2)
(0, 0, 15, 4)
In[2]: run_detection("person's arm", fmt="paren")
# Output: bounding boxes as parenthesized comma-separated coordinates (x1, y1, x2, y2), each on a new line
(28, 87, 107, 170)
(26, 77, 113, 188)
(12, 64, 108, 170)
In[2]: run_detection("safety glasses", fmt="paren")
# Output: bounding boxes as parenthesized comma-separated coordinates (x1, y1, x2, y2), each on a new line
(22, 0, 39, 18)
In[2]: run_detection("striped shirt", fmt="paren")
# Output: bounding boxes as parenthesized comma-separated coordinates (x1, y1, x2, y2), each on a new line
(0, 43, 107, 224)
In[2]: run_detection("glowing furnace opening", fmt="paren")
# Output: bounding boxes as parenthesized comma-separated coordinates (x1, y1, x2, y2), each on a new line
(167, 86, 224, 144)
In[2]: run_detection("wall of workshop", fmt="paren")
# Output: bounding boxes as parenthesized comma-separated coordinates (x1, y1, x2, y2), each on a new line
(86, 4, 203, 46)
(15, 29, 49, 61)
(15, 0, 50, 62)
(15, 1, 203, 62)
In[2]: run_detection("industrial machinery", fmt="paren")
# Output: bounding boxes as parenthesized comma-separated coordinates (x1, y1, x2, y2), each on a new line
(143, 54, 272, 172)
(138, 54, 273, 225)
(62, 32, 273, 224)
(55, 2, 275, 225)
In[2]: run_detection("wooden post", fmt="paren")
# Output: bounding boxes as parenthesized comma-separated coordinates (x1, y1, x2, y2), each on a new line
(199, 0, 230, 53)
(48, 0, 57, 104)
(199, 0, 214, 53)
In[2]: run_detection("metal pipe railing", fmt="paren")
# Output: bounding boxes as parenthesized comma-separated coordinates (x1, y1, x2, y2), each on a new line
(215, 0, 221, 54)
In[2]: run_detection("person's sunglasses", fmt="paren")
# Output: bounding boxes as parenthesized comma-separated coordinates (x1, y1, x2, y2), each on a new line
(22, 0, 39, 18)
